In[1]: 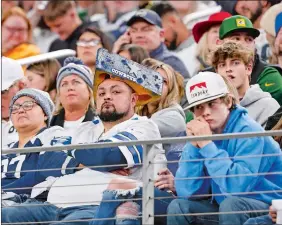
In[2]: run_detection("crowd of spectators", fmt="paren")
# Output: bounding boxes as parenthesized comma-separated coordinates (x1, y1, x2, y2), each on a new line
(2, 1, 282, 225)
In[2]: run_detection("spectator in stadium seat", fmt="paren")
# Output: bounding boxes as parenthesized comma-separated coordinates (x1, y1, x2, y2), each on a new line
(205, 15, 282, 106)
(212, 42, 280, 127)
(167, 71, 282, 225)
(76, 26, 113, 73)
(2, 88, 78, 197)
(140, 58, 186, 175)
(50, 57, 95, 130)
(2, 57, 26, 149)
(150, 2, 197, 76)
(2, 48, 166, 225)
(2, 7, 40, 60)
(192, 12, 232, 72)
(138, 58, 185, 138)
(43, 0, 94, 64)
(25, 59, 61, 103)
(117, 44, 149, 64)
(112, 9, 191, 79)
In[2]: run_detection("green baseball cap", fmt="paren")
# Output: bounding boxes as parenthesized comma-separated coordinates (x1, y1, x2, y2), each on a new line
(219, 15, 260, 40)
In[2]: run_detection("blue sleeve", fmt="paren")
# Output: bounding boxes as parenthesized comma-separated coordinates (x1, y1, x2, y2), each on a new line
(3, 172, 37, 195)
(199, 135, 269, 193)
(175, 143, 211, 199)
(72, 131, 143, 171)
(37, 151, 78, 180)
(2, 152, 78, 195)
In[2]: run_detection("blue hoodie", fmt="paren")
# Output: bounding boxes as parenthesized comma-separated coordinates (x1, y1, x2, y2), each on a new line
(175, 105, 282, 205)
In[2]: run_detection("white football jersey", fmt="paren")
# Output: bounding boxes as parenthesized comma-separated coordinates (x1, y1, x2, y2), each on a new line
(2, 120, 18, 149)
(46, 114, 166, 208)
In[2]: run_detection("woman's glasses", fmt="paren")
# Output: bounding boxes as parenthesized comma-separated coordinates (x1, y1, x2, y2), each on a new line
(76, 39, 101, 47)
(10, 101, 38, 114)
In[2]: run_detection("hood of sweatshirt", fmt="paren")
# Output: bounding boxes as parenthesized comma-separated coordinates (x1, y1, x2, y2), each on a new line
(240, 84, 273, 107)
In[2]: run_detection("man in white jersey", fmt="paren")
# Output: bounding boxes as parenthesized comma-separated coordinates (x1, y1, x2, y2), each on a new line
(1, 57, 26, 149)
(2, 48, 166, 225)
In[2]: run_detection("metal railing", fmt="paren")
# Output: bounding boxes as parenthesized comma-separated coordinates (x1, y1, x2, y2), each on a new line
(2, 130, 282, 224)
(16, 49, 76, 66)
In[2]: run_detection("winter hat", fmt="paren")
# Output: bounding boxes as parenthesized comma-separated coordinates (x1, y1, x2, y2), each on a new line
(9, 88, 55, 127)
(2, 57, 25, 91)
(260, 2, 282, 37)
(185, 72, 229, 109)
(56, 57, 93, 90)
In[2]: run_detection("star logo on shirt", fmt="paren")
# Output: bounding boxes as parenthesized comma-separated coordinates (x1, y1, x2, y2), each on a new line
(127, 63, 140, 78)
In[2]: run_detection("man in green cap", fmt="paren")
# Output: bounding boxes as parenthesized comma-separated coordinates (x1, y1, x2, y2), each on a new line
(217, 15, 282, 105)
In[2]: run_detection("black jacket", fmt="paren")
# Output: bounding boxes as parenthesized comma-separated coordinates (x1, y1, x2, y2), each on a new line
(50, 108, 95, 128)
(265, 106, 282, 131)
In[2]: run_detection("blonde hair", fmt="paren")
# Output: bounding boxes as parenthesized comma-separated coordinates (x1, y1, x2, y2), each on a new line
(196, 32, 212, 70)
(137, 58, 184, 117)
(26, 59, 61, 92)
(2, 6, 33, 42)
(54, 86, 95, 115)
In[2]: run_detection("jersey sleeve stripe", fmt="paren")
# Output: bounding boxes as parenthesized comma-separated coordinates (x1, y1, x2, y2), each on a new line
(61, 156, 73, 175)
(112, 133, 142, 164)
(108, 137, 135, 168)
(118, 132, 143, 155)
(116, 133, 142, 163)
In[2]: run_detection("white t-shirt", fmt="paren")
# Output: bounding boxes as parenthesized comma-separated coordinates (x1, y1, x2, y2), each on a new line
(46, 114, 166, 208)
(63, 116, 85, 130)
(2, 120, 19, 149)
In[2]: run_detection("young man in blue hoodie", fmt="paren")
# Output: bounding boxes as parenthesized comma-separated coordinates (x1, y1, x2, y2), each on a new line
(167, 71, 282, 225)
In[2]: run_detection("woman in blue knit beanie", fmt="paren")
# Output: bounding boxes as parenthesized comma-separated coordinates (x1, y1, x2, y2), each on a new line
(50, 56, 96, 130)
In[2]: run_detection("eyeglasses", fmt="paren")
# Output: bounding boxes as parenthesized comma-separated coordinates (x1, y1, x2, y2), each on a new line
(3, 26, 28, 33)
(76, 40, 101, 47)
(10, 101, 38, 114)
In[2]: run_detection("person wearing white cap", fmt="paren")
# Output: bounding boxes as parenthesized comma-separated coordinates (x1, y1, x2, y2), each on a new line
(1, 57, 26, 149)
(167, 72, 282, 225)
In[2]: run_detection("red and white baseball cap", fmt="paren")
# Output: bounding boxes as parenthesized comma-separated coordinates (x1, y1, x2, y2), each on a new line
(185, 72, 229, 109)
(2, 57, 24, 91)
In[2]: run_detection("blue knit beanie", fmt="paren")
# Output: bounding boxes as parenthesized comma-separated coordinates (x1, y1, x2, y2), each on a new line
(9, 88, 55, 127)
(56, 57, 93, 90)
(275, 12, 282, 36)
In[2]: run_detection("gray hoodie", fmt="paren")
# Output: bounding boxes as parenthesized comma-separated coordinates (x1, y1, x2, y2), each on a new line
(240, 84, 280, 127)
(151, 104, 186, 138)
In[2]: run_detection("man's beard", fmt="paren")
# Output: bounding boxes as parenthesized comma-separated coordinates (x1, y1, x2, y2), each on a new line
(167, 31, 178, 50)
(249, 2, 262, 24)
(98, 108, 128, 122)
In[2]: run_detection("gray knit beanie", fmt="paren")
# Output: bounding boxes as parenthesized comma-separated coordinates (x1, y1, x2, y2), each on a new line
(56, 57, 93, 89)
(9, 88, 55, 127)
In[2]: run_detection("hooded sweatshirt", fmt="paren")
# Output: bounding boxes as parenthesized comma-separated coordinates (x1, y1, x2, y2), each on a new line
(240, 84, 280, 127)
(176, 105, 282, 205)
(151, 103, 186, 138)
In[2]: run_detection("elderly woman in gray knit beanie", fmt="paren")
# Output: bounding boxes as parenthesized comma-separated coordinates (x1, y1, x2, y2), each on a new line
(50, 57, 95, 129)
